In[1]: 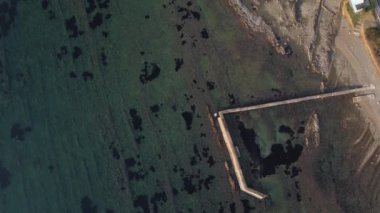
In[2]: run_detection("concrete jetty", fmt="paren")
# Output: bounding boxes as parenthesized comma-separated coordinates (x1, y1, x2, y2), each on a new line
(220, 85, 375, 114)
(217, 113, 268, 199)
(216, 85, 375, 200)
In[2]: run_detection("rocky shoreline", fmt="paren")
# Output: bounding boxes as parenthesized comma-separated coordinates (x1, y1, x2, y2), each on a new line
(226, 1, 380, 211)
(226, 0, 292, 56)
(227, 0, 341, 76)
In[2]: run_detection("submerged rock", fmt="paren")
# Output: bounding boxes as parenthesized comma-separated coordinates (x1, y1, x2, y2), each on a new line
(304, 112, 320, 149)
(139, 62, 161, 84)
(0, 161, 10, 189)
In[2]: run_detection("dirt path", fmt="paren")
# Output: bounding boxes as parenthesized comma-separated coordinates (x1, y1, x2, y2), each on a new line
(335, 16, 380, 167)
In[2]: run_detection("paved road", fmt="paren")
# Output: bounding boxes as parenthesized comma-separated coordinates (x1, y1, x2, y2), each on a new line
(336, 18, 380, 139)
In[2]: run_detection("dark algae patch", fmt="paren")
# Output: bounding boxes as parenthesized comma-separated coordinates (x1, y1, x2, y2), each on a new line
(124, 156, 151, 181)
(200, 28, 209, 39)
(177, 6, 201, 21)
(100, 48, 107, 66)
(150, 104, 161, 117)
(102, 31, 108, 38)
(182, 172, 215, 194)
(173, 159, 216, 195)
(229, 203, 236, 213)
(228, 93, 236, 105)
(297, 126, 305, 134)
(57, 46, 68, 60)
(189, 145, 215, 167)
(241, 199, 255, 213)
(0, 0, 20, 38)
(10, 123, 31, 142)
(97, 0, 110, 10)
(0, 162, 10, 189)
(89, 12, 103, 30)
(108, 141, 121, 160)
(85, 0, 96, 14)
(150, 191, 167, 213)
(72, 46, 82, 59)
(238, 121, 303, 177)
(82, 71, 94, 81)
(69, 71, 77, 78)
(279, 125, 295, 137)
(0, 60, 8, 94)
(41, 0, 49, 10)
(181, 111, 193, 130)
(150, 104, 160, 113)
(262, 141, 303, 176)
(238, 121, 261, 163)
(133, 195, 150, 213)
(65, 16, 83, 38)
(140, 62, 161, 84)
(129, 109, 142, 131)
(206, 81, 216, 90)
(174, 58, 184, 71)
(81, 196, 97, 213)
(175, 24, 183, 32)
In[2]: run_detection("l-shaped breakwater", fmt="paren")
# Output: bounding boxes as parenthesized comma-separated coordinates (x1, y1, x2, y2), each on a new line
(216, 85, 375, 200)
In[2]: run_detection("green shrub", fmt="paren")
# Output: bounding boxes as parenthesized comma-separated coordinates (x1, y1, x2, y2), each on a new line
(367, 0, 376, 11)
(366, 27, 380, 56)
(347, 2, 361, 26)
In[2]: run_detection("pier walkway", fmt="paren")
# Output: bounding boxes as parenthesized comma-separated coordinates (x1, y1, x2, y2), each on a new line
(217, 113, 268, 199)
(216, 85, 375, 200)
(220, 85, 375, 114)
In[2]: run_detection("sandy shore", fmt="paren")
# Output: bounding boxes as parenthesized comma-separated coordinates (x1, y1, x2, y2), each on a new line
(335, 17, 380, 140)
(226, 0, 380, 210)
(331, 14, 380, 211)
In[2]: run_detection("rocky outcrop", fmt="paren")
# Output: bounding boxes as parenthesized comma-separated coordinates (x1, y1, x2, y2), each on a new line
(305, 112, 320, 150)
(227, 0, 341, 76)
(227, 0, 292, 56)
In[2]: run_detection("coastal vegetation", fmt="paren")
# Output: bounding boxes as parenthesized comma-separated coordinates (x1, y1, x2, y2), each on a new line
(365, 27, 380, 68)
(365, 27, 380, 54)
(345, 0, 376, 26)
(368, 0, 377, 11)
(346, 2, 361, 26)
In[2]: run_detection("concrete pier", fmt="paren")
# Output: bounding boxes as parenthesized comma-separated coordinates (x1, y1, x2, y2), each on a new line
(217, 113, 267, 200)
(216, 85, 375, 200)
(220, 85, 375, 114)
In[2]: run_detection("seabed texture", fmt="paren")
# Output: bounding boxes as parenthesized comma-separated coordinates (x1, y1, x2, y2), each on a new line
(0, 0, 375, 212)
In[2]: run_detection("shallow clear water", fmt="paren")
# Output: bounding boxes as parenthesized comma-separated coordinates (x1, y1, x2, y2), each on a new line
(0, 0, 353, 212)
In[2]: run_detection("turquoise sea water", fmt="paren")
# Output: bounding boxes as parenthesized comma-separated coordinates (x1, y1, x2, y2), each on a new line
(0, 0, 360, 212)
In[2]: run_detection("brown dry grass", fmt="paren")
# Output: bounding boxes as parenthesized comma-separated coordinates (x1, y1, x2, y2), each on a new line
(364, 27, 380, 73)
(365, 27, 380, 56)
